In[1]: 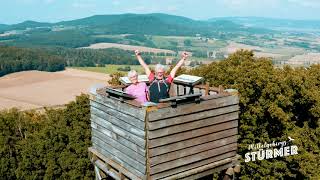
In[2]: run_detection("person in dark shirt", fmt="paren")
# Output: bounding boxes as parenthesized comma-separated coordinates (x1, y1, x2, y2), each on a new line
(135, 50, 188, 103)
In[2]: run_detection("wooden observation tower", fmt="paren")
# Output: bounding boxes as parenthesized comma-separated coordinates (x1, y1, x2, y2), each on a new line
(88, 74, 240, 180)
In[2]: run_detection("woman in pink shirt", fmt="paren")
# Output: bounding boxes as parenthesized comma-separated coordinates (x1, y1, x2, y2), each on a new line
(125, 70, 148, 103)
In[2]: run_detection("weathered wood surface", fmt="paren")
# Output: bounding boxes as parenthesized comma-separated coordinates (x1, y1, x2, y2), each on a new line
(148, 105, 239, 130)
(91, 122, 146, 156)
(92, 92, 146, 120)
(91, 101, 145, 130)
(194, 84, 225, 94)
(92, 139, 146, 176)
(148, 112, 238, 139)
(90, 89, 240, 180)
(159, 93, 202, 102)
(151, 151, 237, 180)
(176, 162, 233, 180)
(150, 143, 237, 175)
(171, 84, 190, 96)
(91, 106, 145, 137)
(149, 120, 238, 148)
(150, 135, 237, 166)
(94, 159, 120, 180)
(164, 155, 238, 180)
(92, 137, 146, 173)
(89, 147, 144, 180)
(92, 130, 146, 164)
(91, 114, 145, 148)
(96, 87, 143, 107)
(149, 128, 237, 157)
(148, 95, 239, 121)
(92, 143, 145, 178)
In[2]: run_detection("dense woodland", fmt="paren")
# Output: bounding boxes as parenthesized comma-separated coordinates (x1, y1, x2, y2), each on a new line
(190, 50, 320, 179)
(0, 95, 94, 179)
(0, 46, 159, 76)
(1, 50, 319, 179)
(0, 46, 65, 76)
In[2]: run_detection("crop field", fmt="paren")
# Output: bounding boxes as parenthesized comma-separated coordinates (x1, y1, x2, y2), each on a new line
(0, 68, 109, 110)
(152, 35, 228, 50)
(72, 65, 155, 74)
(82, 42, 176, 54)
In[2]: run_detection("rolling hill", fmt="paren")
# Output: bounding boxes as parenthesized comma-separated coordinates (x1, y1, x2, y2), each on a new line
(0, 24, 9, 32)
(209, 17, 320, 31)
(1, 13, 271, 36)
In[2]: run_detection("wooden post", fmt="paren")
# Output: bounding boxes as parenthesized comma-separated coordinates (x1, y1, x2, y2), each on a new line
(205, 83, 209, 96)
(95, 165, 102, 180)
(218, 85, 224, 94)
(234, 165, 240, 173)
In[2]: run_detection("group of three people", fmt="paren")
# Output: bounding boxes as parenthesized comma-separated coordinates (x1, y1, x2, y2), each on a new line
(125, 50, 188, 104)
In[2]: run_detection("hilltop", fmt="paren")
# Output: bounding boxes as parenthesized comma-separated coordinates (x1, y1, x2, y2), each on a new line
(0, 13, 270, 36)
(209, 17, 320, 31)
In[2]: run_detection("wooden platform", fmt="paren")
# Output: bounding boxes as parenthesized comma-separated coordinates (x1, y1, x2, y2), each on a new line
(89, 147, 240, 180)
(89, 86, 240, 180)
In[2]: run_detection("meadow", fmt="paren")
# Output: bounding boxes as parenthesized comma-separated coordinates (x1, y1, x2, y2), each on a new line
(72, 65, 151, 74)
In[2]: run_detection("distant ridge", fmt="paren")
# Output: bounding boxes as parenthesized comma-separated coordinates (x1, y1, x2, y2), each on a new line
(3, 14, 320, 32)
(0, 24, 9, 32)
(209, 17, 320, 30)
(1, 13, 270, 36)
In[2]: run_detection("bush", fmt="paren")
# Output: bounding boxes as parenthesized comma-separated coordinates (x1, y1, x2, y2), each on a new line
(117, 66, 131, 72)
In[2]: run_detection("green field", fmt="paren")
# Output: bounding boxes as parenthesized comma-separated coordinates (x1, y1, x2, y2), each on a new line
(90, 34, 228, 52)
(151, 35, 228, 51)
(72, 65, 153, 74)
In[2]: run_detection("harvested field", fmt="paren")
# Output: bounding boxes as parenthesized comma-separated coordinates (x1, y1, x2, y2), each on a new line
(81, 42, 176, 54)
(225, 42, 291, 59)
(0, 68, 110, 110)
(286, 53, 320, 66)
(225, 42, 263, 54)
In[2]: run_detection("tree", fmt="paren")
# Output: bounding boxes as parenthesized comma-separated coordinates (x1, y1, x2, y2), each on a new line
(190, 50, 320, 179)
(1, 94, 94, 179)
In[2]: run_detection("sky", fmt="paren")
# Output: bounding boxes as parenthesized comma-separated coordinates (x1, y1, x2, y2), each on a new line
(1, 0, 320, 24)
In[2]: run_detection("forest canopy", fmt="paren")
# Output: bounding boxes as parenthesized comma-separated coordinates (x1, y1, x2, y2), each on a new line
(0, 46, 65, 76)
(0, 46, 153, 77)
(190, 50, 320, 179)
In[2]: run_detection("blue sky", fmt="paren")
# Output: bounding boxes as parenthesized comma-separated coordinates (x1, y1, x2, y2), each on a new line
(1, 0, 320, 24)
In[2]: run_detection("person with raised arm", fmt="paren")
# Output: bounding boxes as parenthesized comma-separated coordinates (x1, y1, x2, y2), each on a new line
(135, 50, 188, 103)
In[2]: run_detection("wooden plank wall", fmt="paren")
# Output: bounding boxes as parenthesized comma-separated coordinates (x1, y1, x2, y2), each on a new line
(146, 94, 239, 180)
(90, 93, 147, 179)
(171, 84, 218, 97)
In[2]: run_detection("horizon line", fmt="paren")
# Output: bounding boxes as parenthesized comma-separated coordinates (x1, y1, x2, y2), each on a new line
(1, 13, 320, 25)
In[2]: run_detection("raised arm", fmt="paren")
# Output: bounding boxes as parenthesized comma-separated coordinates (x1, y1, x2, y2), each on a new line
(135, 50, 151, 76)
(170, 52, 188, 78)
